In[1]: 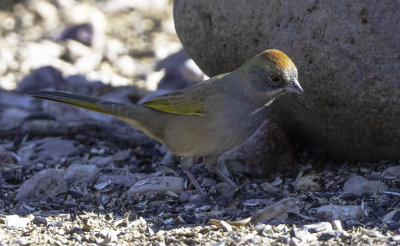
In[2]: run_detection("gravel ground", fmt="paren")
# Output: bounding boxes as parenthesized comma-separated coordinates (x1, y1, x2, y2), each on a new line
(1, 0, 400, 245)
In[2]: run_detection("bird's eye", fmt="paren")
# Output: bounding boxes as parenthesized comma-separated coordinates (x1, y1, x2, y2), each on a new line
(270, 75, 282, 85)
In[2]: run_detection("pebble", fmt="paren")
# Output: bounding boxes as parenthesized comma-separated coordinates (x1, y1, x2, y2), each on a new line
(343, 175, 388, 194)
(15, 169, 68, 201)
(6, 215, 32, 228)
(291, 228, 318, 242)
(127, 176, 184, 199)
(391, 235, 400, 242)
(382, 166, 400, 180)
(331, 220, 343, 231)
(219, 221, 232, 232)
(97, 173, 157, 187)
(88, 156, 113, 168)
(316, 205, 364, 221)
(303, 222, 333, 233)
(64, 164, 99, 184)
(34, 137, 80, 161)
(295, 175, 321, 191)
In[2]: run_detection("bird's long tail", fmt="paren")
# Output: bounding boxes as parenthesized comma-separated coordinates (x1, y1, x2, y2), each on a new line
(28, 91, 169, 143)
(27, 91, 116, 113)
(26, 91, 154, 129)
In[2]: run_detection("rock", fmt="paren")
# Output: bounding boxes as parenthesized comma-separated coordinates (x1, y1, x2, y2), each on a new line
(61, 3, 106, 50)
(97, 173, 157, 187)
(316, 205, 364, 221)
(383, 209, 400, 223)
(219, 120, 297, 177)
(111, 149, 131, 161)
(295, 175, 321, 191)
(382, 166, 400, 180)
(156, 49, 203, 91)
(303, 222, 333, 233)
(34, 137, 80, 161)
(88, 156, 113, 168)
(114, 55, 137, 78)
(127, 176, 184, 199)
(33, 216, 48, 226)
(6, 215, 32, 228)
(64, 164, 99, 184)
(0, 108, 29, 127)
(15, 169, 68, 201)
(173, 0, 400, 161)
(219, 221, 232, 232)
(58, 23, 94, 46)
(0, 92, 33, 110)
(65, 40, 102, 73)
(19, 41, 65, 74)
(343, 175, 388, 195)
(362, 228, 383, 237)
(331, 220, 344, 231)
(291, 229, 318, 243)
(0, 146, 16, 171)
(16, 66, 64, 93)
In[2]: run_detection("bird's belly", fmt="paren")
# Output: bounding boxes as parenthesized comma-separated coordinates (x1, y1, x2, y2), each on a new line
(162, 109, 265, 157)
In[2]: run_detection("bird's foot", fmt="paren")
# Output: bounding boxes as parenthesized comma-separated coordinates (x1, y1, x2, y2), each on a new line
(211, 167, 239, 192)
(183, 168, 206, 196)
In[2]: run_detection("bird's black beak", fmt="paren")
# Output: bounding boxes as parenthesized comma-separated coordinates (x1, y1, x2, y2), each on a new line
(285, 78, 303, 94)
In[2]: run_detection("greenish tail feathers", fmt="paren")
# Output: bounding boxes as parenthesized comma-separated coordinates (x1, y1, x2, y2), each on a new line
(27, 91, 114, 114)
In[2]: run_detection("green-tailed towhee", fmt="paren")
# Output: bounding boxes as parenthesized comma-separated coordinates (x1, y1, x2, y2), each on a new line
(28, 49, 303, 195)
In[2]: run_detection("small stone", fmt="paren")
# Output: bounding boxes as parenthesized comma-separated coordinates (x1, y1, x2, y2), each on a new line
(382, 166, 400, 180)
(0, 108, 30, 127)
(127, 176, 184, 199)
(383, 209, 400, 223)
(34, 137, 80, 161)
(254, 224, 274, 235)
(97, 173, 156, 187)
(295, 175, 321, 191)
(362, 228, 382, 237)
(17, 65, 64, 93)
(331, 220, 343, 231)
(219, 221, 232, 232)
(6, 215, 31, 228)
(289, 237, 303, 246)
(33, 216, 48, 226)
(391, 235, 400, 242)
(303, 222, 333, 233)
(111, 149, 131, 161)
(88, 156, 113, 168)
(292, 229, 318, 242)
(215, 182, 233, 196)
(0, 146, 16, 171)
(0, 92, 33, 110)
(64, 164, 99, 184)
(15, 169, 67, 201)
(59, 23, 94, 46)
(343, 175, 388, 194)
(260, 182, 278, 192)
(316, 205, 364, 221)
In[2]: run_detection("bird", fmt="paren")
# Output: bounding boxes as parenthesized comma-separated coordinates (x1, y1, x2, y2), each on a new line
(28, 49, 303, 196)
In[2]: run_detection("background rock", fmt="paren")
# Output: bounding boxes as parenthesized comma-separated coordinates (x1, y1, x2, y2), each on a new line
(15, 169, 67, 201)
(173, 0, 400, 161)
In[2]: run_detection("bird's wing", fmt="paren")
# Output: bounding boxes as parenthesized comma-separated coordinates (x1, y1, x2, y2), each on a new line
(143, 90, 206, 116)
(143, 74, 228, 116)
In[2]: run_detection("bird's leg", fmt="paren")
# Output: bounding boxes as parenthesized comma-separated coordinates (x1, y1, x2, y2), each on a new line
(203, 156, 238, 190)
(181, 156, 206, 196)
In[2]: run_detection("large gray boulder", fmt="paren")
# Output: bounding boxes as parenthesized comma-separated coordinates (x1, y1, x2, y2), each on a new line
(173, 0, 400, 160)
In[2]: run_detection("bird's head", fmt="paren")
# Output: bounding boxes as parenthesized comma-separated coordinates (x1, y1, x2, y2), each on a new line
(239, 49, 303, 106)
